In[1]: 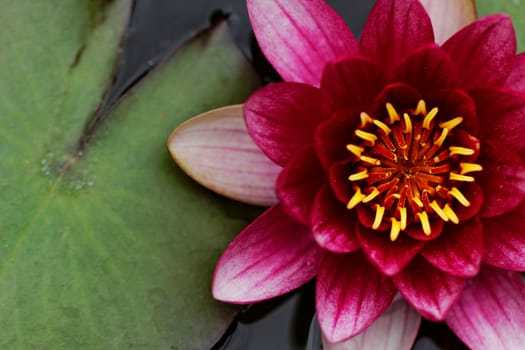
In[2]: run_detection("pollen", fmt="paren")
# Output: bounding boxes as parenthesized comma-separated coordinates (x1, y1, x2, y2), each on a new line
(344, 100, 482, 241)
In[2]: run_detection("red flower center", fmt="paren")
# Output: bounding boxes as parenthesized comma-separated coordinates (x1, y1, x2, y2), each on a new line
(345, 100, 483, 241)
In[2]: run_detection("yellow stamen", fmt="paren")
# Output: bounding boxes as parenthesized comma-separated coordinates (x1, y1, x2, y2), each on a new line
(355, 130, 378, 145)
(347, 187, 366, 209)
(417, 211, 431, 236)
(449, 187, 471, 207)
(348, 169, 369, 182)
(435, 128, 449, 147)
(386, 103, 400, 123)
(422, 107, 439, 129)
(363, 187, 380, 203)
(449, 146, 475, 156)
(360, 155, 381, 165)
(459, 162, 483, 174)
(360, 112, 374, 128)
(415, 99, 427, 115)
(429, 201, 449, 222)
(439, 116, 463, 130)
(346, 144, 364, 157)
(399, 207, 407, 230)
(443, 204, 459, 224)
(413, 196, 424, 208)
(372, 205, 385, 229)
(403, 113, 412, 133)
(373, 119, 392, 134)
(390, 218, 401, 241)
(450, 172, 475, 182)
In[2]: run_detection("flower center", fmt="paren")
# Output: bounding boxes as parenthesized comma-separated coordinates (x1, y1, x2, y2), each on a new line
(345, 100, 482, 241)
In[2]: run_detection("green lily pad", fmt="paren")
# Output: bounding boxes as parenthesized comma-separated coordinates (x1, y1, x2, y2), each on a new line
(0, 1, 259, 348)
(477, 0, 525, 51)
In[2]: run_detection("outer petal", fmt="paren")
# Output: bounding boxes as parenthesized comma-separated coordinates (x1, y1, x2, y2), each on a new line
(442, 15, 516, 89)
(482, 201, 525, 270)
(360, 0, 434, 73)
(168, 105, 280, 206)
(321, 296, 421, 350)
(419, 0, 477, 44)
(478, 140, 525, 218)
(473, 87, 525, 150)
(421, 218, 483, 277)
(212, 205, 322, 303)
(321, 56, 387, 113)
(277, 148, 326, 224)
(392, 257, 465, 321)
(311, 184, 360, 253)
(247, 0, 358, 86)
(316, 252, 396, 343)
(356, 224, 423, 276)
(504, 52, 525, 92)
(244, 82, 324, 167)
(394, 44, 460, 93)
(446, 266, 525, 350)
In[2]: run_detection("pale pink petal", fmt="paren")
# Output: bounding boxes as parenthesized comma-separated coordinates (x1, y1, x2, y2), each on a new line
(212, 205, 323, 303)
(419, 0, 477, 44)
(322, 296, 421, 350)
(316, 252, 396, 343)
(168, 105, 280, 206)
(247, 0, 358, 86)
(446, 266, 525, 350)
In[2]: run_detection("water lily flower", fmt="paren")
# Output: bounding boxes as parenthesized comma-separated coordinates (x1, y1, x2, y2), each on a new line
(168, 0, 525, 348)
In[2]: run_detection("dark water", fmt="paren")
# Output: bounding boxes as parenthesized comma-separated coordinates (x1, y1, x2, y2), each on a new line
(111, 1, 469, 349)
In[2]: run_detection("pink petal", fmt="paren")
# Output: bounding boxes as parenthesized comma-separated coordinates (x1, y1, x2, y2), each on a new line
(244, 82, 325, 167)
(482, 201, 525, 270)
(277, 148, 326, 224)
(473, 87, 525, 150)
(478, 140, 525, 218)
(322, 296, 421, 350)
(247, 0, 357, 86)
(446, 266, 525, 350)
(427, 88, 478, 135)
(419, 0, 477, 44)
(394, 44, 460, 93)
(442, 15, 516, 89)
(321, 56, 387, 112)
(316, 252, 397, 343)
(393, 257, 465, 321)
(212, 205, 322, 303)
(360, 0, 434, 73)
(356, 224, 423, 276)
(455, 182, 484, 222)
(167, 105, 280, 206)
(311, 184, 360, 253)
(421, 218, 483, 277)
(504, 53, 525, 92)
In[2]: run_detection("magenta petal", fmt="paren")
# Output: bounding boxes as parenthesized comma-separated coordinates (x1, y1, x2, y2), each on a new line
(244, 82, 325, 167)
(394, 44, 459, 93)
(311, 184, 360, 253)
(421, 218, 483, 277)
(322, 296, 421, 350)
(482, 202, 525, 270)
(168, 105, 280, 206)
(419, 0, 477, 44)
(321, 56, 387, 112)
(316, 252, 396, 343)
(478, 140, 525, 218)
(356, 224, 423, 276)
(247, 0, 357, 86)
(212, 205, 322, 303)
(504, 53, 525, 93)
(277, 148, 326, 224)
(359, 0, 434, 73)
(446, 266, 525, 350)
(442, 15, 517, 89)
(393, 257, 465, 321)
(472, 87, 525, 150)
